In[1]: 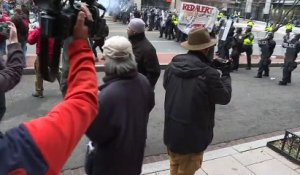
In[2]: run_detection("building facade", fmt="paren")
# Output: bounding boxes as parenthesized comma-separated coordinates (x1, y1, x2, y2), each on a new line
(132, 0, 300, 21)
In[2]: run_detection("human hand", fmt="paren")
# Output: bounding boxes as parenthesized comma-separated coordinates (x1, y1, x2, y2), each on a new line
(7, 22, 18, 44)
(211, 58, 232, 77)
(73, 4, 93, 40)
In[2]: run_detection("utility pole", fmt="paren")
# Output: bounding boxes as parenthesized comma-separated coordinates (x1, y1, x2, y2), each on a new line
(245, 0, 253, 19)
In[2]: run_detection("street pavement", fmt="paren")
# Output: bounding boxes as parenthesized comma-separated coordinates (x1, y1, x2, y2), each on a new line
(2, 68, 300, 170)
(1, 20, 300, 170)
(141, 131, 300, 175)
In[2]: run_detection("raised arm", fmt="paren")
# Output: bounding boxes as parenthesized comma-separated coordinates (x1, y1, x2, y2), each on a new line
(0, 22, 23, 93)
(24, 10, 98, 174)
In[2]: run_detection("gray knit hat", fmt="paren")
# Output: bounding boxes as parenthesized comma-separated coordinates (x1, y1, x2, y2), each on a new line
(128, 18, 145, 33)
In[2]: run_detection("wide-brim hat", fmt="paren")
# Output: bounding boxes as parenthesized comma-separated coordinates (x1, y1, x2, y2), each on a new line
(181, 28, 217, 51)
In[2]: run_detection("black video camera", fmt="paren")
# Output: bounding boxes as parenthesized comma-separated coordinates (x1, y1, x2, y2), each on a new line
(33, 0, 106, 82)
(0, 22, 10, 39)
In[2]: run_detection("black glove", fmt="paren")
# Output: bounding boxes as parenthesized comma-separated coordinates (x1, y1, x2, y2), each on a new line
(211, 58, 231, 77)
(221, 64, 231, 77)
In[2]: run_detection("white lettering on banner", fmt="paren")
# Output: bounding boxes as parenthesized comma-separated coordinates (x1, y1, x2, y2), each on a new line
(178, 2, 219, 34)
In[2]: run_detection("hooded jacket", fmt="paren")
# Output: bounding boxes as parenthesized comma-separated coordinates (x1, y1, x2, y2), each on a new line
(129, 33, 161, 88)
(163, 51, 231, 154)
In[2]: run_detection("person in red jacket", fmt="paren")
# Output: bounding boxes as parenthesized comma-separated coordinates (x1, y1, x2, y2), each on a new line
(0, 6, 98, 175)
(27, 25, 58, 98)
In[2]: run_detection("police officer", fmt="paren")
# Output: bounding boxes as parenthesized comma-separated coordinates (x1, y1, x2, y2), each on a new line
(279, 34, 300, 85)
(154, 9, 161, 30)
(265, 23, 273, 33)
(255, 32, 276, 78)
(231, 27, 244, 71)
(247, 18, 254, 29)
(172, 13, 179, 41)
(220, 26, 235, 60)
(142, 9, 149, 27)
(284, 22, 293, 42)
(217, 11, 224, 21)
(148, 8, 155, 31)
(243, 27, 255, 70)
(166, 13, 174, 40)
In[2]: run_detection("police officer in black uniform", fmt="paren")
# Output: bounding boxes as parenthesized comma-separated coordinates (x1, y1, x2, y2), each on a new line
(142, 9, 149, 27)
(243, 27, 255, 70)
(231, 28, 244, 71)
(220, 26, 235, 60)
(279, 34, 300, 85)
(231, 27, 243, 71)
(255, 32, 276, 78)
(148, 8, 155, 31)
(165, 13, 173, 40)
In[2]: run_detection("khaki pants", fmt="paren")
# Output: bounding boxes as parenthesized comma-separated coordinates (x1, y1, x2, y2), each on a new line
(34, 57, 43, 95)
(168, 149, 204, 175)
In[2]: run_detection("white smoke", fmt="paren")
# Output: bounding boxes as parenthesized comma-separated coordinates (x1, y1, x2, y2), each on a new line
(98, 0, 134, 14)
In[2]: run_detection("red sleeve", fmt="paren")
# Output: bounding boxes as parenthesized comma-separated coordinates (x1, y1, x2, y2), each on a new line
(24, 40, 98, 175)
(27, 28, 40, 45)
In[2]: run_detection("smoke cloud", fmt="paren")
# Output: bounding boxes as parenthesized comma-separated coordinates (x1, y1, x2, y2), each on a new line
(98, 0, 134, 14)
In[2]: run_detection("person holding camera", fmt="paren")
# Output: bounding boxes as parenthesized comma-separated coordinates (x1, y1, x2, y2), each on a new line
(0, 7, 99, 174)
(279, 33, 300, 85)
(163, 28, 232, 175)
(11, 7, 29, 67)
(0, 9, 10, 56)
(0, 21, 23, 121)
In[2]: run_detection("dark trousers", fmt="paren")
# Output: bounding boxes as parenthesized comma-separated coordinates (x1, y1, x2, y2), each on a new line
(160, 26, 167, 38)
(282, 60, 296, 83)
(257, 57, 271, 76)
(244, 46, 253, 69)
(92, 39, 105, 59)
(220, 47, 230, 60)
(176, 29, 187, 42)
(0, 92, 6, 122)
(148, 19, 155, 31)
(167, 25, 175, 40)
(231, 49, 241, 70)
(155, 20, 161, 30)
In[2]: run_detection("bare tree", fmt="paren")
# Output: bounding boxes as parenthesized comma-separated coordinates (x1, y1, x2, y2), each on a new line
(271, 0, 300, 32)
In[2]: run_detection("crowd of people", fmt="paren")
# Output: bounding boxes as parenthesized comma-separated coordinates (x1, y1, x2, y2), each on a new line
(125, 8, 188, 42)
(0, 2, 232, 174)
(0, 1, 300, 175)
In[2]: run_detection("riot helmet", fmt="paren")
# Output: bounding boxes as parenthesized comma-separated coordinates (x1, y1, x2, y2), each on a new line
(266, 32, 274, 40)
(245, 26, 252, 33)
(236, 27, 242, 34)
